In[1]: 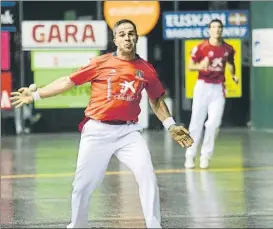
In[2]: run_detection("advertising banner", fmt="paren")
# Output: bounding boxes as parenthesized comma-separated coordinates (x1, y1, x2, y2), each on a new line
(184, 39, 242, 98)
(252, 28, 273, 67)
(31, 50, 99, 70)
(22, 21, 108, 50)
(34, 69, 90, 109)
(1, 32, 10, 70)
(163, 10, 249, 40)
(32, 50, 99, 109)
(104, 1, 160, 36)
(1, 1, 17, 32)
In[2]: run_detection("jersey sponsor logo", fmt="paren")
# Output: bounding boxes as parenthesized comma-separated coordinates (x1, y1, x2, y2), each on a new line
(113, 94, 136, 101)
(107, 70, 145, 102)
(113, 79, 144, 101)
(106, 69, 117, 100)
(135, 69, 144, 79)
(209, 57, 223, 71)
(119, 80, 136, 94)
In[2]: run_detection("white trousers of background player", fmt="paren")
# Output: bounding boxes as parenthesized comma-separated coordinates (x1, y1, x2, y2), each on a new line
(185, 80, 225, 159)
(67, 119, 161, 228)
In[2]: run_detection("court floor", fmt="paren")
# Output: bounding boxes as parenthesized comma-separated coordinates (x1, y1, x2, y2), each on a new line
(1, 128, 273, 228)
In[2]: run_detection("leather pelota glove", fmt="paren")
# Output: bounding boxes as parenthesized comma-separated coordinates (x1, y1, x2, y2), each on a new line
(168, 125, 194, 148)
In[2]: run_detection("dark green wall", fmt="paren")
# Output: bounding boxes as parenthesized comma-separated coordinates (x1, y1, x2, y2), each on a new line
(250, 2, 273, 130)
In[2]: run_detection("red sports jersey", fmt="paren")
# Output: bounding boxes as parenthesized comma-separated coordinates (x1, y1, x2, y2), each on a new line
(69, 52, 165, 125)
(191, 40, 235, 84)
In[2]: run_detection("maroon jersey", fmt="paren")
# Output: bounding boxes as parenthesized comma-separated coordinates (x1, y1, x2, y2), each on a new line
(191, 40, 235, 84)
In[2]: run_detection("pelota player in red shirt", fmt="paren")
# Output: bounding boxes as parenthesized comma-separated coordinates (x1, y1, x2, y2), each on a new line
(11, 19, 193, 228)
(185, 19, 239, 169)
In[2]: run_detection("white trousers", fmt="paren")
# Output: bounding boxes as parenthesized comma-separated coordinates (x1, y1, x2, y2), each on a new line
(67, 119, 161, 228)
(186, 80, 225, 159)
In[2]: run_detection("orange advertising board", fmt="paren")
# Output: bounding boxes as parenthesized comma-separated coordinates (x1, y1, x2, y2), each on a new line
(103, 1, 160, 36)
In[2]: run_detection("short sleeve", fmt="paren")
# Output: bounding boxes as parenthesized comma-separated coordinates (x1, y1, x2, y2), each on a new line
(145, 67, 165, 100)
(191, 45, 202, 63)
(69, 58, 98, 85)
(227, 47, 235, 64)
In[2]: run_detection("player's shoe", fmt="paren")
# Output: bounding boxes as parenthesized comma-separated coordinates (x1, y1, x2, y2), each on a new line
(66, 223, 73, 228)
(199, 156, 209, 169)
(184, 156, 195, 169)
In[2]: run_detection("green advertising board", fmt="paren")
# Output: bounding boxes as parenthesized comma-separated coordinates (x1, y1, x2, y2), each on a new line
(33, 69, 91, 108)
(31, 50, 99, 109)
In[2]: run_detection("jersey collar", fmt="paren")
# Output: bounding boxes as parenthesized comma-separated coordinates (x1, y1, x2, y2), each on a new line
(112, 51, 140, 60)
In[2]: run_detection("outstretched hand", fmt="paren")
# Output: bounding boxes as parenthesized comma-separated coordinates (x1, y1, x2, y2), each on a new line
(168, 125, 194, 148)
(10, 88, 34, 108)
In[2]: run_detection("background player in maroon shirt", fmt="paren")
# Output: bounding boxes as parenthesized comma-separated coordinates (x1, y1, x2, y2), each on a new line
(185, 19, 239, 169)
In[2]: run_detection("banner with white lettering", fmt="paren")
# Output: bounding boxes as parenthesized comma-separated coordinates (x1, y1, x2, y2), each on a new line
(163, 10, 249, 40)
(22, 21, 108, 50)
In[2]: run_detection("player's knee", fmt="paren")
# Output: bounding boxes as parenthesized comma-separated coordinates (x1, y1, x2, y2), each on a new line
(138, 171, 158, 189)
(205, 118, 221, 130)
(189, 120, 205, 130)
(73, 177, 88, 190)
(72, 176, 98, 195)
(135, 162, 157, 186)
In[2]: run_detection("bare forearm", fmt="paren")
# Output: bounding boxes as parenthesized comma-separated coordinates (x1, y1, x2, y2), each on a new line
(188, 62, 203, 71)
(37, 76, 75, 99)
(227, 62, 236, 76)
(149, 96, 172, 122)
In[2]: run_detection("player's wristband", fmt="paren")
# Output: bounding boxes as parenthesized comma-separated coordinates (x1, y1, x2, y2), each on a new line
(31, 90, 41, 101)
(162, 117, 176, 130)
